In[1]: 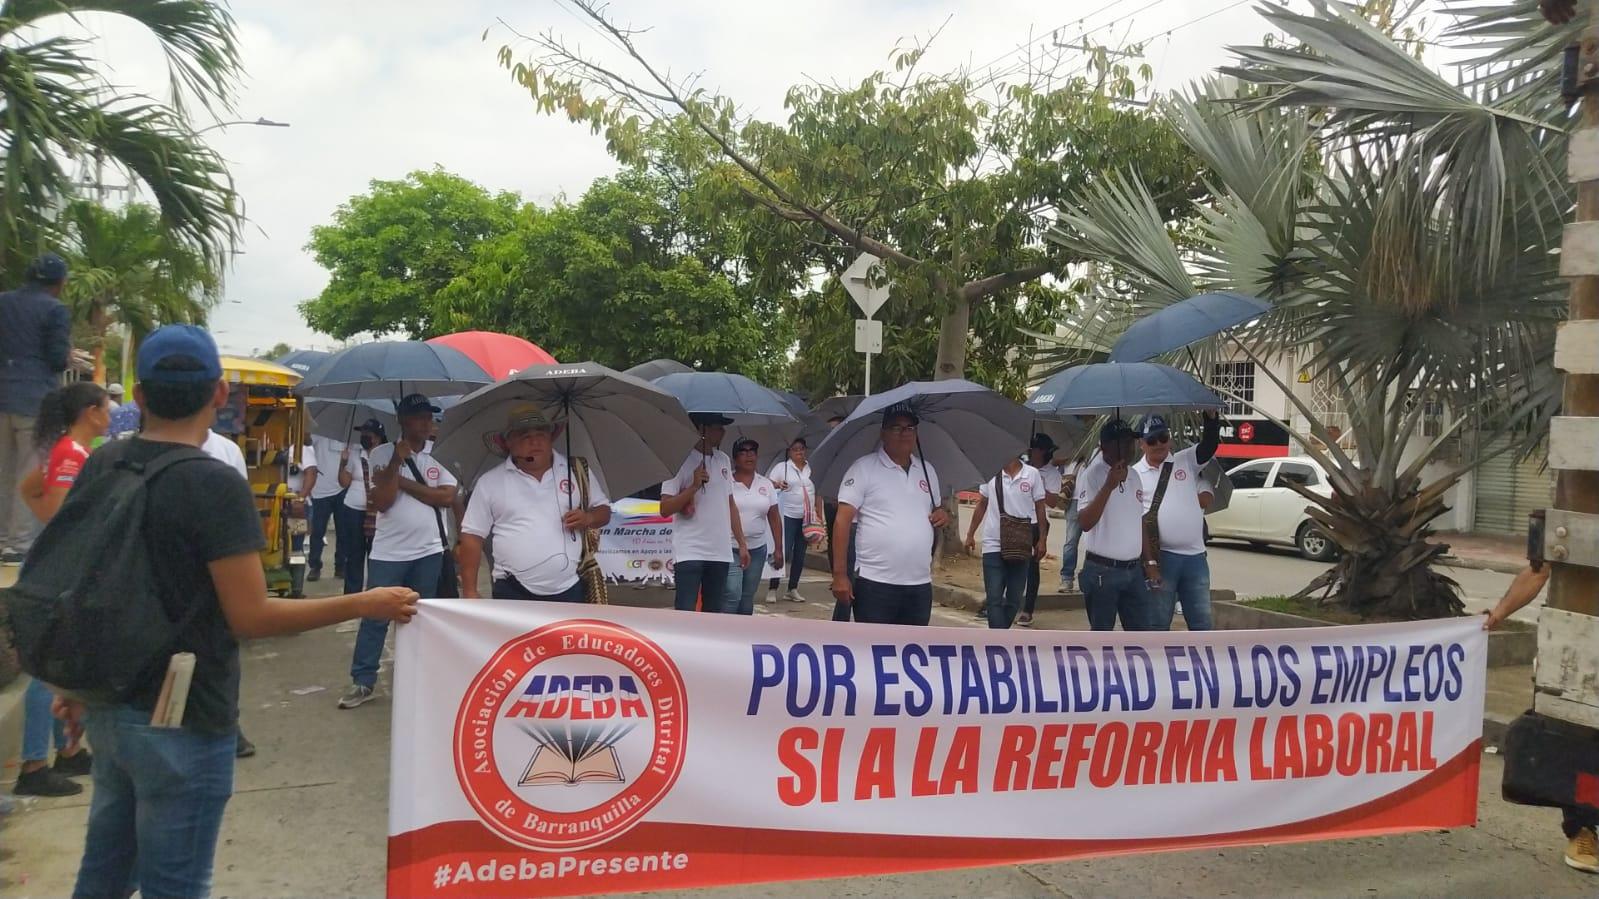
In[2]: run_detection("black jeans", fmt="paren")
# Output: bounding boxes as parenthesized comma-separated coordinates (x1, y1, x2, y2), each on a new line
(1023, 522, 1043, 614)
(309, 491, 347, 574)
(1564, 805, 1599, 838)
(1080, 558, 1153, 631)
(493, 577, 585, 602)
(337, 504, 371, 595)
(852, 577, 932, 625)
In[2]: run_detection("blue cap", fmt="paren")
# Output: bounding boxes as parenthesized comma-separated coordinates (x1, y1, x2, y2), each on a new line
(1099, 419, 1133, 444)
(1142, 415, 1170, 438)
(137, 325, 222, 383)
(26, 253, 67, 283)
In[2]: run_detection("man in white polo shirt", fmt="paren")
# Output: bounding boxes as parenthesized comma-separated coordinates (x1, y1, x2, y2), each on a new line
(1076, 420, 1158, 631)
(339, 393, 458, 709)
(306, 429, 348, 583)
(458, 405, 612, 602)
(830, 405, 948, 626)
(1133, 412, 1220, 630)
(659, 413, 747, 613)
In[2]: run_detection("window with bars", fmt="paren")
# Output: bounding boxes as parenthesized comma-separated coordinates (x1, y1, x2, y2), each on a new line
(1210, 362, 1255, 416)
(1405, 392, 1446, 438)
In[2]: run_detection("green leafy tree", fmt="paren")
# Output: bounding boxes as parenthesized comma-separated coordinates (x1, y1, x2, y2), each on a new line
(265, 342, 293, 359)
(62, 200, 220, 383)
(299, 168, 521, 339)
(0, 0, 242, 279)
(438, 171, 792, 384)
(495, 4, 1203, 391)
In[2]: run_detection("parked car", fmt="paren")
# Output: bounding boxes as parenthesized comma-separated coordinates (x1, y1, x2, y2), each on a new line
(1206, 456, 1338, 562)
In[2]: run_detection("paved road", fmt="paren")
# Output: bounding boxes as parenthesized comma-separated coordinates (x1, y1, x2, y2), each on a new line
(0, 576, 1580, 897)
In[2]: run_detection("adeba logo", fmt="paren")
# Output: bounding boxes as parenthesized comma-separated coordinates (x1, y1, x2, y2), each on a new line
(453, 620, 687, 851)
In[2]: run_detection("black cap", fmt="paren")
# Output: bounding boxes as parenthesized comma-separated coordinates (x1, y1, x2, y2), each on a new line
(732, 437, 760, 454)
(1099, 420, 1134, 444)
(356, 417, 387, 436)
(1030, 432, 1057, 452)
(689, 412, 734, 427)
(396, 393, 440, 418)
(882, 403, 919, 426)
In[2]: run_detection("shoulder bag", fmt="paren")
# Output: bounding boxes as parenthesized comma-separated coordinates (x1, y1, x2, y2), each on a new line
(570, 456, 608, 604)
(994, 474, 1034, 563)
(403, 456, 459, 599)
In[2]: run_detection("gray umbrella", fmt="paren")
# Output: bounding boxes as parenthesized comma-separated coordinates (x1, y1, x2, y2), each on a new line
(293, 340, 492, 401)
(812, 394, 864, 423)
(653, 371, 802, 460)
(431, 362, 699, 498)
(625, 358, 694, 381)
(809, 380, 1032, 500)
(306, 397, 459, 442)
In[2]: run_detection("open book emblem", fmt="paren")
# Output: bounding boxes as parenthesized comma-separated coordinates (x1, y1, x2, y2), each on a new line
(516, 722, 636, 787)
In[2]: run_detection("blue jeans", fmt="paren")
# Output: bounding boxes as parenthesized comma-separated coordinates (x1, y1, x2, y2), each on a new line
(852, 577, 932, 625)
(780, 516, 805, 590)
(337, 504, 370, 595)
(22, 678, 67, 762)
(983, 553, 1028, 629)
(308, 491, 347, 573)
(673, 560, 730, 612)
(73, 705, 235, 899)
(1151, 550, 1213, 631)
(724, 545, 768, 614)
(352, 554, 442, 688)
(1080, 559, 1153, 631)
(1059, 504, 1082, 586)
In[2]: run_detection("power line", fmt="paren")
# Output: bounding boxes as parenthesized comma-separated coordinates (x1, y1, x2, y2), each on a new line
(966, 0, 1129, 81)
(968, 0, 1186, 92)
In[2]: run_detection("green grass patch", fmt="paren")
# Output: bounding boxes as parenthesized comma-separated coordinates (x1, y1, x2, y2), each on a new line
(1241, 594, 1369, 625)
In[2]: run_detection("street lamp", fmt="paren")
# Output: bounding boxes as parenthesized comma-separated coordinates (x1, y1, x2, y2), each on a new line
(196, 117, 291, 134)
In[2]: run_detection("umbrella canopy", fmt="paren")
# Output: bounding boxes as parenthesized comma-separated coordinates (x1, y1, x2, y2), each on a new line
(809, 380, 1033, 499)
(294, 340, 492, 401)
(812, 394, 864, 423)
(306, 396, 458, 442)
(1107, 291, 1271, 363)
(625, 358, 693, 381)
(1026, 363, 1223, 417)
(431, 362, 700, 498)
(272, 349, 331, 377)
(426, 331, 557, 380)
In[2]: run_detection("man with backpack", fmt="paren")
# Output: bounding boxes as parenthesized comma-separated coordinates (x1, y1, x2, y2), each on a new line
(6, 325, 418, 898)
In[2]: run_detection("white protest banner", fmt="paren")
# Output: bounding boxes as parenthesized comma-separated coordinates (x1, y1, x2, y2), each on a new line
(594, 498, 674, 585)
(389, 602, 1485, 897)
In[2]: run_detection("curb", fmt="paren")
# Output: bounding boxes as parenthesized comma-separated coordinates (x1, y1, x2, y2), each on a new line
(1438, 554, 1525, 575)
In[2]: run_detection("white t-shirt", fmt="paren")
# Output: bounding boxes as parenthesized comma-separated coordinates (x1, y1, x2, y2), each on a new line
(767, 459, 815, 521)
(663, 449, 734, 563)
(461, 453, 612, 595)
(367, 442, 458, 563)
(287, 444, 315, 495)
(1075, 455, 1146, 562)
(977, 464, 1044, 555)
(308, 436, 348, 499)
(838, 449, 941, 586)
(202, 430, 248, 480)
(1037, 462, 1063, 498)
(1133, 446, 1212, 556)
(342, 448, 370, 511)
(731, 474, 779, 548)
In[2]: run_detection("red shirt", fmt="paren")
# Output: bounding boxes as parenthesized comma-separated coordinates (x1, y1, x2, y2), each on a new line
(43, 435, 89, 490)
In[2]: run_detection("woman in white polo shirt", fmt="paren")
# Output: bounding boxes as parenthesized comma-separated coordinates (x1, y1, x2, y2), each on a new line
(766, 437, 821, 603)
(964, 455, 1048, 629)
(726, 438, 784, 614)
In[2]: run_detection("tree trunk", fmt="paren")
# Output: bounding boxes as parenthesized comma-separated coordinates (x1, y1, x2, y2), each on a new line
(933, 298, 970, 381)
(88, 304, 110, 385)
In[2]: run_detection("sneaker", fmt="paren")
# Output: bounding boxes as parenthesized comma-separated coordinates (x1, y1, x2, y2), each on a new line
(1061, 576, 1075, 593)
(1018, 612, 1034, 628)
(783, 590, 805, 603)
(1567, 827, 1599, 873)
(236, 732, 257, 759)
(0, 550, 24, 567)
(14, 767, 83, 797)
(307, 569, 321, 583)
(337, 684, 375, 710)
(51, 750, 93, 778)
(764, 591, 778, 604)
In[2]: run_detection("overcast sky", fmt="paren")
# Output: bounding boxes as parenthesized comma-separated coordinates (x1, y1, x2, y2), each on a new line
(54, 0, 1443, 357)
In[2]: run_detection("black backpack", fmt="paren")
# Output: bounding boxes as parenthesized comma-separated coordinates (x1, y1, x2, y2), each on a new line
(2, 446, 211, 704)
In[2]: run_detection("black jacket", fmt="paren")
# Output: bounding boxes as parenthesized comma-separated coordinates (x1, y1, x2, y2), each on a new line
(0, 284, 71, 416)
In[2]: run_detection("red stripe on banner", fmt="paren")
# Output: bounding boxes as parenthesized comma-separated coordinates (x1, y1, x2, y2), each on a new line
(388, 741, 1480, 897)
(1215, 443, 1287, 460)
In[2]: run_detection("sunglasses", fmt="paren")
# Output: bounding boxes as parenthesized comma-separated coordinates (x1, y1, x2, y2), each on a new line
(884, 425, 918, 435)
(1144, 433, 1170, 445)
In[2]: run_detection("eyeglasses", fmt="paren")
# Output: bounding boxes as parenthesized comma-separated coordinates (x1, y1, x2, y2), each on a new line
(884, 425, 918, 435)
(1144, 433, 1170, 445)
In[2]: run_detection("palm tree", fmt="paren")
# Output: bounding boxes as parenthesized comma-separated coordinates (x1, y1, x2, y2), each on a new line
(1040, 1, 1569, 619)
(0, 0, 243, 278)
(61, 200, 220, 382)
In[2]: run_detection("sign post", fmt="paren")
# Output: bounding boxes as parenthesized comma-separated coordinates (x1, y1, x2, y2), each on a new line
(842, 253, 890, 396)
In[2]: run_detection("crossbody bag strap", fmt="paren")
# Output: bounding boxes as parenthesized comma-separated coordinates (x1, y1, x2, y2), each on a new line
(1148, 461, 1175, 515)
(994, 473, 1006, 516)
(403, 456, 450, 551)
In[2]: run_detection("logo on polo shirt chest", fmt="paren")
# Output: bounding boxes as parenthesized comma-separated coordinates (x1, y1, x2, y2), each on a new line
(918, 480, 929, 493)
(1174, 469, 1187, 481)
(1019, 481, 1033, 493)
(758, 486, 768, 496)
(559, 479, 573, 495)
(426, 466, 441, 481)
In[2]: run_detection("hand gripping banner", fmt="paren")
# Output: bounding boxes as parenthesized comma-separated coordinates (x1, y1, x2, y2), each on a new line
(388, 601, 1485, 897)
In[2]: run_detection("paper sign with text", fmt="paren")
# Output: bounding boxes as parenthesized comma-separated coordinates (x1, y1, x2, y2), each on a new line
(388, 602, 1485, 897)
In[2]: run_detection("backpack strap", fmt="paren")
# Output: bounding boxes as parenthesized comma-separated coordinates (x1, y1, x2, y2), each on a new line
(114, 446, 213, 482)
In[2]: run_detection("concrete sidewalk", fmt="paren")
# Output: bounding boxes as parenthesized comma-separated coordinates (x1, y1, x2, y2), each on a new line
(1435, 531, 1528, 574)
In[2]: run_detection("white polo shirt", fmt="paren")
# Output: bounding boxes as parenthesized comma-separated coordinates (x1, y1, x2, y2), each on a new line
(1075, 455, 1146, 562)
(767, 459, 815, 521)
(287, 444, 315, 495)
(1133, 446, 1212, 556)
(462, 452, 612, 595)
(731, 473, 779, 547)
(838, 449, 941, 586)
(342, 448, 369, 511)
(308, 436, 347, 500)
(367, 442, 458, 563)
(202, 430, 248, 480)
(664, 449, 735, 564)
(1036, 461, 1063, 499)
(977, 464, 1044, 555)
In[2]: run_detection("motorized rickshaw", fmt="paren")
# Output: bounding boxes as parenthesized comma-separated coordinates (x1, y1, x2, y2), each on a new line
(216, 356, 310, 597)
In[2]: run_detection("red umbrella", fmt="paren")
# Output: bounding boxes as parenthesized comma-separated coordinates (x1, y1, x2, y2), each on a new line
(425, 331, 556, 380)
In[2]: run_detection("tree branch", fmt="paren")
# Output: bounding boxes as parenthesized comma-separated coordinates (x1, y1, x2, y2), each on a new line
(958, 263, 1053, 302)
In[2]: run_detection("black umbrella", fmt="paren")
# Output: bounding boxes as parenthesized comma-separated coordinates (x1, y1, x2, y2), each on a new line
(293, 340, 492, 402)
(624, 358, 694, 381)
